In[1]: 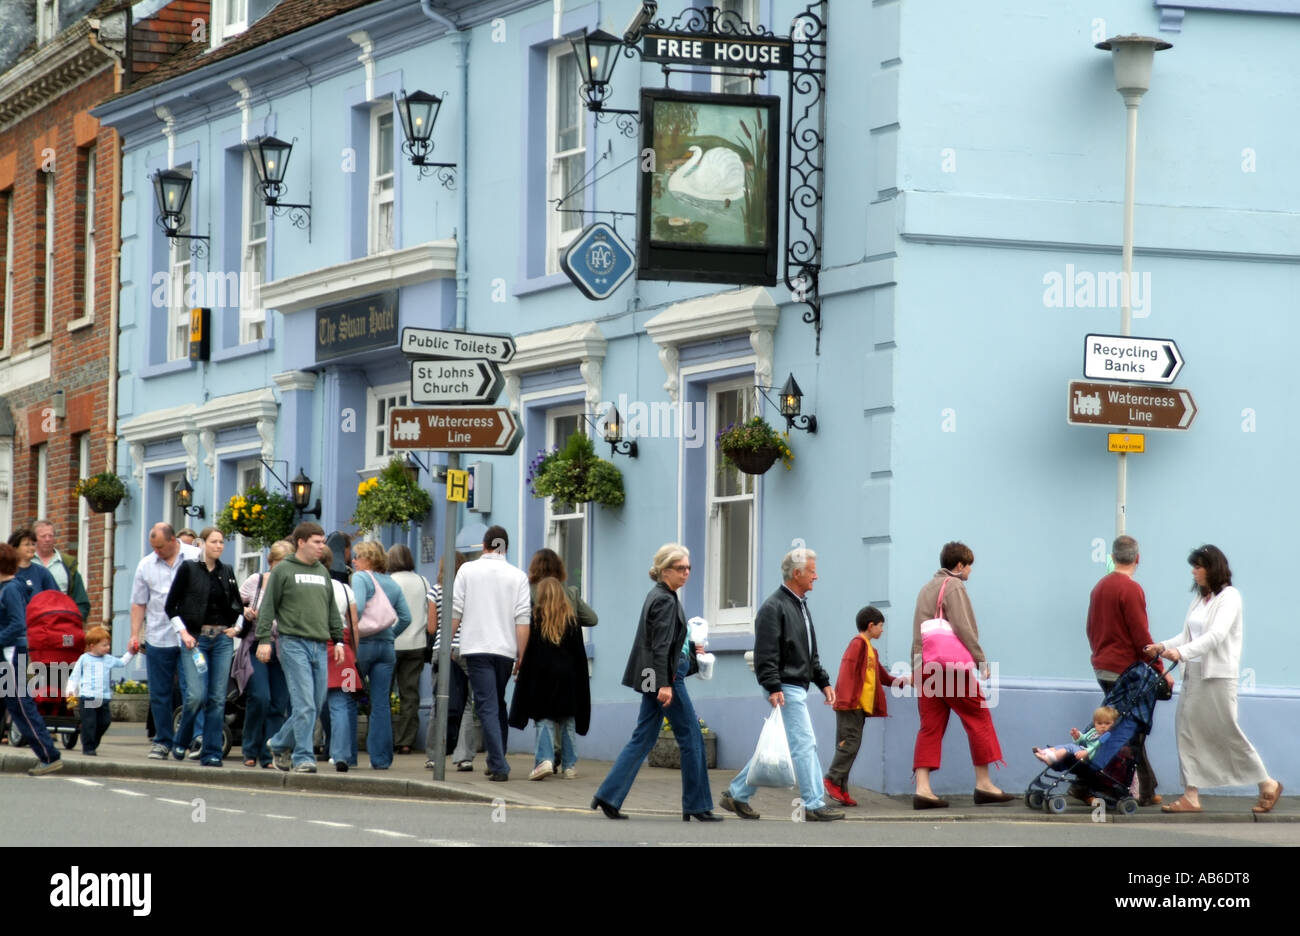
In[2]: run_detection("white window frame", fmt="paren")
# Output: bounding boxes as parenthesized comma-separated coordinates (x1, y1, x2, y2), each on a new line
(43, 171, 54, 334)
(545, 42, 586, 274)
(161, 470, 186, 535)
(168, 208, 191, 361)
(2, 189, 12, 353)
(36, 443, 49, 520)
(543, 404, 589, 600)
(233, 458, 264, 582)
(83, 147, 96, 322)
(705, 377, 759, 632)
(77, 434, 90, 574)
(369, 105, 395, 254)
(713, 0, 761, 95)
(37, 0, 59, 45)
(211, 0, 249, 48)
(366, 380, 409, 469)
(239, 152, 266, 344)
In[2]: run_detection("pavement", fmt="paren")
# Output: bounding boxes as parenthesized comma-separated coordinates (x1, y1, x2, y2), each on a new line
(1, 722, 1293, 824)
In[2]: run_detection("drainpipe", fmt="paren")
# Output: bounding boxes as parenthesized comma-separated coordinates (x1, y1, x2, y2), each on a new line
(420, 0, 468, 330)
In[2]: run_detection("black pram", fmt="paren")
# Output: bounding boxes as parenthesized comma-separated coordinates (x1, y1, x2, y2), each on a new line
(1025, 659, 1174, 816)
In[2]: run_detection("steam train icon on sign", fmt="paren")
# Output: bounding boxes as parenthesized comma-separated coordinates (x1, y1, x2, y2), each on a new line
(1072, 390, 1102, 416)
(393, 417, 420, 441)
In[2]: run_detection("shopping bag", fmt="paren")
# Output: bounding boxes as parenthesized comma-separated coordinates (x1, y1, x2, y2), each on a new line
(746, 705, 796, 788)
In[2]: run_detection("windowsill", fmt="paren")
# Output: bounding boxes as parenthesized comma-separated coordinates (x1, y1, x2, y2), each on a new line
(708, 632, 756, 653)
(140, 358, 194, 379)
(66, 315, 95, 333)
(211, 336, 274, 362)
(513, 271, 572, 297)
(26, 335, 52, 350)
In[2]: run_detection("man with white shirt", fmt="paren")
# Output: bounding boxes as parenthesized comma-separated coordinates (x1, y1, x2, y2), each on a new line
(32, 520, 91, 622)
(129, 522, 200, 759)
(451, 525, 530, 781)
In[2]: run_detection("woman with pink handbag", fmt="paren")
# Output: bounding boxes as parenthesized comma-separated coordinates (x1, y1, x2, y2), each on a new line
(349, 541, 411, 769)
(909, 541, 1012, 809)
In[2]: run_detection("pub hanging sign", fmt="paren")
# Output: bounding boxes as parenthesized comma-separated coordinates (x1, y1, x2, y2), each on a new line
(640, 31, 794, 70)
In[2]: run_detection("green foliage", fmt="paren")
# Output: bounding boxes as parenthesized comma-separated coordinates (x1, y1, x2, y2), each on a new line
(74, 471, 126, 501)
(529, 433, 625, 508)
(216, 485, 297, 550)
(716, 416, 794, 471)
(350, 457, 434, 535)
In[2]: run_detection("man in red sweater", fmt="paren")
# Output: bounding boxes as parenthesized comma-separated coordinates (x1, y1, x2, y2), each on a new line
(1085, 535, 1170, 806)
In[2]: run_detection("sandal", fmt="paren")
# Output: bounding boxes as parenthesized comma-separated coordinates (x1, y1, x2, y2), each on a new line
(243, 759, 256, 768)
(1160, 796, 1203, 813)
(1253, 781, 1283, 814)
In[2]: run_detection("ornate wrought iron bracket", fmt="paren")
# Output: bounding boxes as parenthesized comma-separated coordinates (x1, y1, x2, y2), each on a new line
(593, 108, 640, 138)
(269, 202, 312, 234)
(157, 215, 210, 259)
(784, 0, 828, 354)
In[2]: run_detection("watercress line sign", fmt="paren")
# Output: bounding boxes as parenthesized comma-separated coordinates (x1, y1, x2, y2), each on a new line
(640, 30, 795, 70)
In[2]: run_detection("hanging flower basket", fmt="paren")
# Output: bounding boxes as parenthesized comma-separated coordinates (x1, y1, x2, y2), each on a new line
(716, 417, 794, 475)
(350, 457, 434, 535)
(75, 472, 127, 513)
(527, 434, 625, 508)
(216, 486, 296, 550)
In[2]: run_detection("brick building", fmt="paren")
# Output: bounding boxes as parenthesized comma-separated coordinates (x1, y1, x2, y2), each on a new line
(0, 0, 208, 624)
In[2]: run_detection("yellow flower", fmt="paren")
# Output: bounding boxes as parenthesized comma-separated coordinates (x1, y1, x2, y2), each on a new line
(252, 504, 262, 514)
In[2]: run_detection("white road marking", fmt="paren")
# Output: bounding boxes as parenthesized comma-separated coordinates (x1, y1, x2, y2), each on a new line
(307, 820, 353, 828)
(363, 828, 415, 839)
(157, 798, 192, 806)
(417, 839, 479, 847)
(65, 778, 103, 787)
(263, 814, 296, 820)
(211, 807, 245, 814)
(111, 788, 148, 797)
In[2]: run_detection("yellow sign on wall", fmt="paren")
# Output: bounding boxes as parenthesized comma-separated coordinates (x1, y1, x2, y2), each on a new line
(1108, 433, 1145, 453)
(446, 469, 469, 502)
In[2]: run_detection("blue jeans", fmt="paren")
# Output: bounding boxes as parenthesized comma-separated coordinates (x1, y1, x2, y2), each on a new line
(144, 644, 181, 749)
(268, 636, 327, 768)
(729, 683, 825, 809)
(325, 689, 358, 766)
(176, 634, 234, 763)
(356, 638, 396, 769)
(2, 655, 59, 765)
(242, 648, 288, 766)
(464, 654, 513, 776)
(596, 653, 711, 813)
(536, 717, 577, 770)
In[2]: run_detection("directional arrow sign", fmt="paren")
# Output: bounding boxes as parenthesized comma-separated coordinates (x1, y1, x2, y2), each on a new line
(400, 328, 516, 364)
(388, 406, 523, 454)
(1083, 334, 1184, 385)
(410, 359, 503, 405)
(1067, 381, 1197, 431)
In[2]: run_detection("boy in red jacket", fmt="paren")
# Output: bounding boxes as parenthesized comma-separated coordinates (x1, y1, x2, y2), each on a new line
(823, 606, 907, 806)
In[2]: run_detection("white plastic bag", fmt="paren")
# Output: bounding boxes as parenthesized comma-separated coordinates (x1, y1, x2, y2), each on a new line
(746, 705, 796, 788)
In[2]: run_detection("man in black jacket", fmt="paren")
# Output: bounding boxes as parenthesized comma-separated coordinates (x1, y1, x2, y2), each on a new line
(720, 547, 843, 822)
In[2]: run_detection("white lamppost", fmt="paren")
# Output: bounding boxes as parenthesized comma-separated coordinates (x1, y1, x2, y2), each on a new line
(1095, 34, 1171, 536)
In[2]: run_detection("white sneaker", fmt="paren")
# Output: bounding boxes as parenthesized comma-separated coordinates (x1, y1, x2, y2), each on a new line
(562, 767, 578, 780)
(529, 760, 553, 781)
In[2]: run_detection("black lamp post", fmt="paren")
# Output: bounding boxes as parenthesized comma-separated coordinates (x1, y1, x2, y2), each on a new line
(569, 28, 639, 136)
(603, 405, 638, 458)
(777, 373, 817, 433)
(175, 477, 205, 518)
(151, 168, 209, 257)
(290, 468, 321, 519)
(246, 136, 312, 230)
(396, 89, 457, 187)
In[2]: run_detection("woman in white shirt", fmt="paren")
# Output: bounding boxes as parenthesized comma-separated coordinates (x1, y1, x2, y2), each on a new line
(1147, 545, 1282, 814)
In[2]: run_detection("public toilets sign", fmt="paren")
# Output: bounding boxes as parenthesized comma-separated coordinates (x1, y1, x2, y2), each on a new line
(400, 327, 515, 364)
(1083, 334, 1184, 385)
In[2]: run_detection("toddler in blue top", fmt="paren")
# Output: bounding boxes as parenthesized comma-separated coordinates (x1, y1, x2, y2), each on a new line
(1033, 705, 1118, 766)
(66, 626, 133, 755)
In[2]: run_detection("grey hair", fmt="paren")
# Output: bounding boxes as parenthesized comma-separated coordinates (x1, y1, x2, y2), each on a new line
(781, 547, 817, 581)
(649, 543, 689, 582)
(1112, 536, 1139, 565)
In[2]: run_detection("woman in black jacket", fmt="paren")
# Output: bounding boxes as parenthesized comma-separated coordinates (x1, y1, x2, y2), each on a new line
(164, 527, 244, 766)
(591, 543, 720, 822)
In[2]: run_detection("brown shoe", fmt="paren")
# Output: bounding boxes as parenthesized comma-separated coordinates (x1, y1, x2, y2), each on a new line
(719, 792, 760, 820)
(1138, 794, 1163, 807)
(973, 788, 1017, 805)
(912, 793, 949, 810)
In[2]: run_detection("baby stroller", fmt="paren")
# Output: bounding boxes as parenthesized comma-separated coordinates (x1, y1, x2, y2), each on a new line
(6, 591, 85, 750)
(1025, 658, 1175, 817)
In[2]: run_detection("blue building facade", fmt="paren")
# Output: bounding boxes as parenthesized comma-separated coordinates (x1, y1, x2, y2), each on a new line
(96, 0, 1299, 794)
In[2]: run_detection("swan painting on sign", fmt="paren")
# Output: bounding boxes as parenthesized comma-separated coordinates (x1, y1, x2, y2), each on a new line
(638, 89, 781, 286)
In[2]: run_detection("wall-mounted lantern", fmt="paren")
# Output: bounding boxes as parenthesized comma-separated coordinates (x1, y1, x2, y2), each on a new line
(290, 468, 322, 519)
(176, 477, 205, 518)
(246, 136, 312, 232)
(602, 405, 638, 458)
(759, 373, 817, 433)
(151, 168, 210, 258)
(396, 89, 458, 188)
(569, 27, 640, 136)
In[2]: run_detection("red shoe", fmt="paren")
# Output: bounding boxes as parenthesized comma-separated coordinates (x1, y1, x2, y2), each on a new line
(823, 777, 858, 807)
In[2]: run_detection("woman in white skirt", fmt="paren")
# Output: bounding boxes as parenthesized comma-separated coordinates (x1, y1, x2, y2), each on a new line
(1145, 545, 1283, 814)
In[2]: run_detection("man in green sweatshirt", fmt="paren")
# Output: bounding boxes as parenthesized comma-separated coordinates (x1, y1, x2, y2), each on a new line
(256, 522, 343, 772)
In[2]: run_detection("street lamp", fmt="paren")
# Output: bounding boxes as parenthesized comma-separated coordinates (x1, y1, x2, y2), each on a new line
(151, 168, 209, 257)
(175, 477, 205, 519)
(1095, 34, 1171, 538)
(762, 373, 817, 433)
(396, 89, 457, 186)
(246, 136, 312, 230)
(602, 405, 638, 458)
(569, 28, 639, 136)
(290, 468, 321, 519)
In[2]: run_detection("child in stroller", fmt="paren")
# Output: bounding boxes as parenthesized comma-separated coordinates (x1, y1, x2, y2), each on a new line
(1025, 659, 1172, 816)
(1033, 706, 1117, 766)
